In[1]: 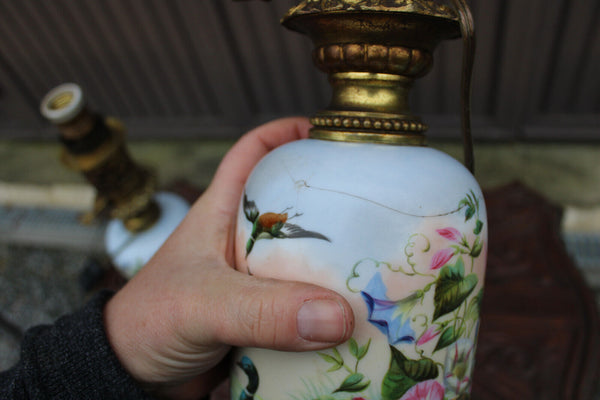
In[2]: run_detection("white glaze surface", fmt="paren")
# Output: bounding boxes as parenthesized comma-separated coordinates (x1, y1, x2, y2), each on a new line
(105, 191, 189, 278)
(232, 139, 487, 400)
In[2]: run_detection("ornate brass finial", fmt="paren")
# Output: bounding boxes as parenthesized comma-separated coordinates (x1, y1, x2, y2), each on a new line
(282, 0, 462, 146)
(40, 83, 160, 232)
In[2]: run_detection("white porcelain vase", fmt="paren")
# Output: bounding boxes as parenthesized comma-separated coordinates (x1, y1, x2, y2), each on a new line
(231, 138, 487, 400)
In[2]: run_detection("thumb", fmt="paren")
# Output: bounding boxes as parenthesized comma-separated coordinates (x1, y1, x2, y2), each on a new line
(204, 268, 355, 351)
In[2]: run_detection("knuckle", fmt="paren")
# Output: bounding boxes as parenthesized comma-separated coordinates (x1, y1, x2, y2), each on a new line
(239, 292, 283, 347)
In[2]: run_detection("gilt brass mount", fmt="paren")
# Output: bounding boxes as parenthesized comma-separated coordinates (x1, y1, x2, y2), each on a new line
(282, 0, 461, 146)
(40, 83, 160, 232)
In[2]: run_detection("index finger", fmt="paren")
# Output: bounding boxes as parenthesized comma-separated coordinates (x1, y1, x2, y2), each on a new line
(193, 117, 311, 258)
(207, 117, 312, 216)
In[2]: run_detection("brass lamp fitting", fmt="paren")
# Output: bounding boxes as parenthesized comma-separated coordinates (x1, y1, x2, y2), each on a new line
(282, 0, 462, 147)
(40, 83, 160, 232)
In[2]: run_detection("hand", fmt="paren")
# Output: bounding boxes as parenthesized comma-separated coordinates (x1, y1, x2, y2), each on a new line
(104, 118, 355, 399)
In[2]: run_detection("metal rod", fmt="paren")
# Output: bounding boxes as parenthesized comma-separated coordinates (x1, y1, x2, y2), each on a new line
(452, 0, 476, 174)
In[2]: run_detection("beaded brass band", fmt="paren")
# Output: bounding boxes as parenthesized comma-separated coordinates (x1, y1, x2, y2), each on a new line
(310, 114, 427, 132)
(309, 111, 427, 145)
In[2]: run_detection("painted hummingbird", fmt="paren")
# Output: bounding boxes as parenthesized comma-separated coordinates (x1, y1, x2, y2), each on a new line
(243, 193, 330, 257)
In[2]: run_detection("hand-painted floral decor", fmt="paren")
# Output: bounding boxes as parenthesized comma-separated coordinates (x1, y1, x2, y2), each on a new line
(234, 191, 485, 400)
(361, 272, 417, 345)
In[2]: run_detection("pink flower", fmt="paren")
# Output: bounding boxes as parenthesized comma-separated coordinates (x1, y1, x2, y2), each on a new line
(436, 227, 462, 242)
(352, 398, 367, 400)
(399, 380, 444, 400)
(417, 326, 442, 346)
(430, 248, 454, 270)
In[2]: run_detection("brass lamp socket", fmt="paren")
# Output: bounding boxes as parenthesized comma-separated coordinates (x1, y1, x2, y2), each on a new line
(282, 1, 461, 145)
(40, 83, 160, 232)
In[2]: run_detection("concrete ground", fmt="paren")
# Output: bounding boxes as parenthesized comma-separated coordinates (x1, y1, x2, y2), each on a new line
(1, 139, 600, 383)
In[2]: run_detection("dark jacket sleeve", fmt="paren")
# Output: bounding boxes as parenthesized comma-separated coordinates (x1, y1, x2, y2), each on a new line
(0, 290, 154, 400)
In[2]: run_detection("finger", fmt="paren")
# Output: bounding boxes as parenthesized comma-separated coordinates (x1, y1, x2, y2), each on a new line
(209, 117, 311, 206)
(204, 117, 311, 220)
(187, 117, 312, 258)
(199, 269, 355, 351)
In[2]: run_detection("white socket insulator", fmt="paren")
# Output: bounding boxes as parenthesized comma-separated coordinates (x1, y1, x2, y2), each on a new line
(40, 83, 86, 124)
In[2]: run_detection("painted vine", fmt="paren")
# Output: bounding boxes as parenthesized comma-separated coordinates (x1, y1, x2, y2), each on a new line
(234, 191, 485, 400)
(320, 191, 485, 400)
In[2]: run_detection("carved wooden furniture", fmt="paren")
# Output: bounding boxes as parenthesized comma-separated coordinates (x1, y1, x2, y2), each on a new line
(472, 183, 600, 399)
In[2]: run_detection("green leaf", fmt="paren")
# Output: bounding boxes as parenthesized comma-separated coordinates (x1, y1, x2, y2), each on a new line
(348, 338, 359, 358)
(465, 289, 484, 322)
(357, 338, 371, 360)
(433, 258, 478, 320)
(446, 256, 465, 277)
(472, 190, 480, 210)
(333, 373, 370, 393)
(381, 347, 415, 400)
(464, 206, 475, 221)
(470, 237, 483, 257)
(332, 347, 343, 364)
(467, 191, 475, 203)
(318, 351, 343, 371)
(381, 346, 440, 400)
(327, 363, 343, 373)
(434, 325, 465, 352)
(458, 198, 470, 208)
(402, 358, 439, 381)
(473, 219, 483, 235)
(317, 352, 337, 364)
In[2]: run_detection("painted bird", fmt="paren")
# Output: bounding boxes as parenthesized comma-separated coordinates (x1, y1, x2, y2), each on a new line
(237, 356, 259, 400)
(243, 193, 330, 257)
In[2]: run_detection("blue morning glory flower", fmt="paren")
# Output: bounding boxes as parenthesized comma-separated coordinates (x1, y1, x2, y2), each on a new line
(361, 272, 417, 345)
